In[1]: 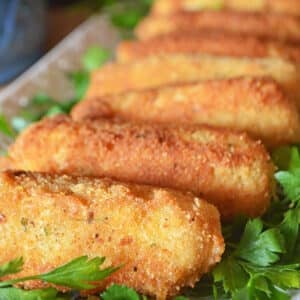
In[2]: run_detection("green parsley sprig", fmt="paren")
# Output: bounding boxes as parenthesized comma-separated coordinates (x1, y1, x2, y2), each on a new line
(0, 287, 66, 300)
(0, 256, 119, 300)
(0, 258, 24, 278)
(0, 256, 117, 290)
(206, 146, 300, 300)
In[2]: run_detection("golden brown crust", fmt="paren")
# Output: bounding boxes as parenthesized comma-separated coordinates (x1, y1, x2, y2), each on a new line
(8, 116, 274, 219)
(71, 77, 300, 148)
(151, 0, 300, 16)
(85, 54, 300, 105)
(0, 157, 11, 171)
(136, 11, 300, 42)
(0, 170, 224, 299)
(117, 32, 300, 63)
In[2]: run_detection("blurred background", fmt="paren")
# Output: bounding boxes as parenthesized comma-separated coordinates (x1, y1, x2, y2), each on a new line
(0, 0, 151, 86)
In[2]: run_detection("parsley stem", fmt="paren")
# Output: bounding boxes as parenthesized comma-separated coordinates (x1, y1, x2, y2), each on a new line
(0, 275, 40, 288)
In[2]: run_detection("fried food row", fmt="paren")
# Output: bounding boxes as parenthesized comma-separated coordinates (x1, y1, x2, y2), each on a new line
(136, 11, 300, 42)
(6, 116, 273, 220)
(117, 32, 300, 63)
(72, 77, 300, 147)
(0, 171, 224, 299)
(151, 0, 300, 16)
(84, 54, 300, 102)
(3, 0, 300, 298)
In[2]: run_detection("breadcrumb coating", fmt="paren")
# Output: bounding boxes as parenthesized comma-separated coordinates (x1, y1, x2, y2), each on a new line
(72, 77, 300, 148)
(85, 54, 300, 106)
(0, 171, 224, 299)
(8, 116, 274, 219)
(117, 32, 300, 63)
(151, 0, 300, 16)
(136, 11, 300, 42)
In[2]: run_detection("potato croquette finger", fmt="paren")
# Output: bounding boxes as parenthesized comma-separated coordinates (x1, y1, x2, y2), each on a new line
(85, 54, 300, 103)
(8, 116, 274, 219)
(0, 171, 224, 299)
(136, 11, 300, 42)
(151, 0, 300, 16)
(71, 77, 300, 148)
(117, 32, 300, 63)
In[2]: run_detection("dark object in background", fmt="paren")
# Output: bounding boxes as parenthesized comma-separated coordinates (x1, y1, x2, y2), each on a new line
(48, 0, 81, 6)
(0, 0, 46, 83)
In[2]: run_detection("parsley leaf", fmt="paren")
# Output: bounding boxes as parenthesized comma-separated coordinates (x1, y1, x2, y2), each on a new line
(276, 171, 300, 203)
(10, 92, 76, 134)
(280, 207, 300, 262)
(274, 146, 300, 264)
(0, 257, 23, 278)
(101, 284, 140, 300)
(0, 256, 117, 290)
(272, 146, 295, 171)
(275, 147, 300, 202)
(69, 71, 90, 102)
(213, 256, 249, 293)
(104, 0, 152, 32)
(237, 261, 300, 297)
(38, 256, 117, 289)
(214, 146, 300, 299)
(82, 46, 111, 72)
(0, 115, 15, 138)
(261, 264, 300, 289)
(0, 287, 65, 300)
(235, 219, 285, 266)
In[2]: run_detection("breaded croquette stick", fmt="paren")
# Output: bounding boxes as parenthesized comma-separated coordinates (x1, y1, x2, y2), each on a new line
(71, 77, 300, 148)
(117, 32, 300, 63)
(7, 116, 274, 219)
(84, 54, 300, 105)
(151, 0, 300, 16)
(136, 11, 300, 43)
(0, 171, 224, 299)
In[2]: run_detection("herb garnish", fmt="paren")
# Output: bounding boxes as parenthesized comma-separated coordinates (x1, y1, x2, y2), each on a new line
(0, 256, 117, 290)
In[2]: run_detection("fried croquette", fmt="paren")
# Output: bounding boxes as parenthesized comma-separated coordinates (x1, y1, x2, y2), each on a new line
(7, 116, 274, 219)
(151, 0, 300, 16)
(136, 11, 300, 43)
(71, 77, 300, 148)
(85, 54, 300, 105)
(0, 171, 224, 299)
(117, 32, 300, 63)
